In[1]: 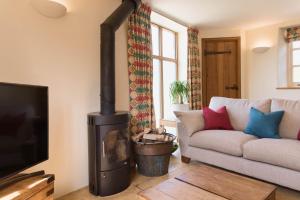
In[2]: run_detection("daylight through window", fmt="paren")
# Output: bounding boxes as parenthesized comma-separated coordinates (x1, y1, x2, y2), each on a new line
(151, 23, 178, 125)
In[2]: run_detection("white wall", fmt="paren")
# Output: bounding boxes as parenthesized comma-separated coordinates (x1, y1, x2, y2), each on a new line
(0, 0, 129, 198)
(245, 19, 300, 100)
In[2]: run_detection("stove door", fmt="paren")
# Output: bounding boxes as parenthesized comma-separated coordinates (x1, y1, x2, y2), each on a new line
(98, 123, 130, 171)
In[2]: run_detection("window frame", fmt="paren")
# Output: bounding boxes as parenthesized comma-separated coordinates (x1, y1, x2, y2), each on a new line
(288, 41, 300, 87)
(151, 22, 179, 121)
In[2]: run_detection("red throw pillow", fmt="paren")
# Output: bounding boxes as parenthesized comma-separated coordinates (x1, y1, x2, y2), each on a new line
(298, 129, 300, 140)
(203, 106, 233, 130)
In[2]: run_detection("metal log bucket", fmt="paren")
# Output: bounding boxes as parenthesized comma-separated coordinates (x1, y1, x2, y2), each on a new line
(133, 133, 176, 177)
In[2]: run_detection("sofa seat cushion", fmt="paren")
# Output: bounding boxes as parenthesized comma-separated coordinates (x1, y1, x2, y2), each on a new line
(243, 139, 300, 172)
(189, 130, 257, 156)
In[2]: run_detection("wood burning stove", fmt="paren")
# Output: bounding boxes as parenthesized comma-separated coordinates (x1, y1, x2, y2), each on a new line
(87, 0, 141, 196)
(88, 112, 130, 196)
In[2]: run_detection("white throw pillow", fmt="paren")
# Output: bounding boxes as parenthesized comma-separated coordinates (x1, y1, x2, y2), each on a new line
(174, 110, 204, 136)
(271, 99, 300, 139)
(209, 97, 271, 131)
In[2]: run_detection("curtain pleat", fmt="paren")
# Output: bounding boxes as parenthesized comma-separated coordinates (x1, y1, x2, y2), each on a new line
(128, 4, 155, 135)
(187, 28, 202, 110)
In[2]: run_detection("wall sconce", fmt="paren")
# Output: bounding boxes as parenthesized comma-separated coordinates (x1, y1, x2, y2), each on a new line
(31, 0, 67, 18)
(252, 46, 271, 53)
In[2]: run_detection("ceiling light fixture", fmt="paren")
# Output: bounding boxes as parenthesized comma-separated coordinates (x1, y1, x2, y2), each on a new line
(31, 0, 67, 18)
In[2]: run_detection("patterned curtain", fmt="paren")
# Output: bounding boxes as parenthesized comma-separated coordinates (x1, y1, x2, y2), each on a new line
(128, 4, 155, 135)
(285, 26, 300, 42)
(187, 28, 202, 110)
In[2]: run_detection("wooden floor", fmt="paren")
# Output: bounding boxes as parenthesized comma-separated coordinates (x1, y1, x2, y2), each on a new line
(58, 151, 300, 200)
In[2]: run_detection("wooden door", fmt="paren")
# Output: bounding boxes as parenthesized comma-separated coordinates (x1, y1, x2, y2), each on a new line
(202, 37, 241, 106)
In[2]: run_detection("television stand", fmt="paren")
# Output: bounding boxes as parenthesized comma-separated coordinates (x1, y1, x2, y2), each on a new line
(0, 171, 55, 200)
(0, 170, 45, 190)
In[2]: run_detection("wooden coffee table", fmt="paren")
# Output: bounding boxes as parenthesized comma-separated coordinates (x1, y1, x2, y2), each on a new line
(138, 165, 276, 200)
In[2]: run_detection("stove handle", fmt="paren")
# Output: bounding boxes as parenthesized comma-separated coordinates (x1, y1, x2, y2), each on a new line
(102, 141, 106, 158)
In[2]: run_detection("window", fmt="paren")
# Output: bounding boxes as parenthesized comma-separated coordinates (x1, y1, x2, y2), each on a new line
(151, 23, 178, 125)
(288, 41, 300, 87)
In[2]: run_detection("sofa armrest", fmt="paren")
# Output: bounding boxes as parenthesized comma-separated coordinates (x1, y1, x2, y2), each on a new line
(174, 110, 204, 137)
(177, 122, 190, 157)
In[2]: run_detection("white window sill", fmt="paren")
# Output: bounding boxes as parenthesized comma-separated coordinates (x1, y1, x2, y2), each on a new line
(276, 87, 300, 89)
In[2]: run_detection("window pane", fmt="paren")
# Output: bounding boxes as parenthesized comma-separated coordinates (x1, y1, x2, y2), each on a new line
(163, 61, 176, 120)
(151, 24, 159, 56)
(153, 59, 161, 127)
(162, 29, 176, 59)
(292, 41, 300, 49)
(293, 67, 300, 83)
(293, 50, 300, 65)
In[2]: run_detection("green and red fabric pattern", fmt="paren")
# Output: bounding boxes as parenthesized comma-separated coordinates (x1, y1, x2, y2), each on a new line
(128, 4, 155, 135)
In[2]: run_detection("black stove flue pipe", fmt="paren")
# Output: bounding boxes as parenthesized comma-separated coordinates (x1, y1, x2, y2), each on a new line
(101, 0, 141, 115)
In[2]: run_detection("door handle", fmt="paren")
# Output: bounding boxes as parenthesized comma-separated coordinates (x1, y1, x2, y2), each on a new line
(225, 84, 239, 90)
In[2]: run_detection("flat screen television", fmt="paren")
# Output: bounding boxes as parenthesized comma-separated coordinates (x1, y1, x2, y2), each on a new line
(0, 83, 48, 180)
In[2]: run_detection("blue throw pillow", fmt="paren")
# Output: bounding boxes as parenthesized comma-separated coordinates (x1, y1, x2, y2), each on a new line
(244, 107, 284, 139)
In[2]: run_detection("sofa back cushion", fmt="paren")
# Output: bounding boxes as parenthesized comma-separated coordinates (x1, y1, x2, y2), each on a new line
(271, 99, 300, 139)
(209, 97, 271, 131)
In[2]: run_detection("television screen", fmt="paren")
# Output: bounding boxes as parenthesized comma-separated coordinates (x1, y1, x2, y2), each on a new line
(0, 83, 48, 179)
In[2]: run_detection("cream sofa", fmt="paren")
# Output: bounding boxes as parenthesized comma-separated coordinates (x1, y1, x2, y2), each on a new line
(176, 97, 300, 191)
